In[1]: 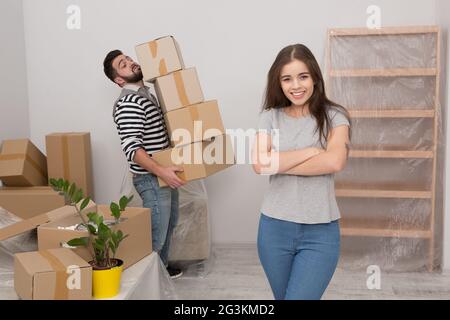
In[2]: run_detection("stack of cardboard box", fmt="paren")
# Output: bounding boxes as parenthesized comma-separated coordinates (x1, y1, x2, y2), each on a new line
(135, 35, 235, 187)
(0, 134, 94, 219)
(0, 135, 153, 299)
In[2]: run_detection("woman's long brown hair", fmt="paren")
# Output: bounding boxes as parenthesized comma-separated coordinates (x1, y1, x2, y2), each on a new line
(263, 44, 351, 147)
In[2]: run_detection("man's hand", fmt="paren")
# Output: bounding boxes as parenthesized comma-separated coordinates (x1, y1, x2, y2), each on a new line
(156, 166, 185, 189)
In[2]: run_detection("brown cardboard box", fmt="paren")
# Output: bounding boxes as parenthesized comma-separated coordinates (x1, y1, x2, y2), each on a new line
(164, 100, 225, 146)
(37, 205, 152, 270)
(45, 132, 94, 199)
(0, 187, 66, 220)
(152, 134, 235, 187)
(155, 68, 204, 113)
(0, 139, 48, 186)
(14, 248, 92, 300)
(0, 200, 96, 242)
(135, 36, 184, 82)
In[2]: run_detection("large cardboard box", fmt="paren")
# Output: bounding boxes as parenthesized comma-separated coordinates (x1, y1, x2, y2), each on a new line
(164, 100, 225, 146)
(0, 200, 96, 242)
(45, 132, 94, 198)
(37, 205, 152, 270)
(135, 36, 184, 82)
(0, 187, 66, 220)
(14, 248, 92, 300)
(155, 68, 204, 113)
(0, 139, 47, 186)
(152, 134, 235, 187)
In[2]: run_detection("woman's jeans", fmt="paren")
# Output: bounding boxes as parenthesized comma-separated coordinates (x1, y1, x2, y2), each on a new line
(133, 173, 179, 267)
(257, 213, 340, 300)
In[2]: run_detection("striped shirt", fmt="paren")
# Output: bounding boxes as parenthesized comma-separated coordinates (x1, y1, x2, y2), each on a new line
(113, 84, 170, 174)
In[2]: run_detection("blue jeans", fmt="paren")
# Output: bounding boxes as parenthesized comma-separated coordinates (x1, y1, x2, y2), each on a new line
(257, 213, 340, 300)
(132, 173, 179, 266)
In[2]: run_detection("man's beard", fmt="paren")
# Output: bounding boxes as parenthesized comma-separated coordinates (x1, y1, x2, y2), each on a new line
(122, 70, 143, 83)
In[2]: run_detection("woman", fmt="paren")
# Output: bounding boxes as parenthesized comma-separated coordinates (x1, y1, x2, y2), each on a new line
(252, 44, 351, 300)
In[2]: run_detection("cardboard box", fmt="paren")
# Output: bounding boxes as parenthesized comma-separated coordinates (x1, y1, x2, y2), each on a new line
(0, 200, 96, 242)
(37, 205, 152, 270)
(155, 68, 204, 113)
(0, 187, 66, 220)
(0, 139, 48, 186)
(164, 100, 225, 146)
(14, 248, 92, 300)
(46, 132, 94, 199)
(135, 36, 184, 82)
(152, 134, 235, 187)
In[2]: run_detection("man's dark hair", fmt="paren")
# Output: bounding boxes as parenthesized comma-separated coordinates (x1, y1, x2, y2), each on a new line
(103, 50, 122, 83)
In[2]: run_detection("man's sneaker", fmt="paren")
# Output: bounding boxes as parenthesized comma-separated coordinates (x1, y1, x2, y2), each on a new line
(167, 266, 183, 279)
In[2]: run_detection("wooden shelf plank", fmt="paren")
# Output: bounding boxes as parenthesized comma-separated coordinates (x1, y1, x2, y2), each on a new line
(340, 226, 432, 239)
(349, 149, 433, 159)
(335, 184, 432, 199)
(348, 109, 435, 118)
(340, 218, 432, 239)
(329, 26, 439, 36)
(330, 68, 437, 77)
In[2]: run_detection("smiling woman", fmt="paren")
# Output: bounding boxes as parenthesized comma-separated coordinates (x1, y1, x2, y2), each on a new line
(252, 44, 352, 300)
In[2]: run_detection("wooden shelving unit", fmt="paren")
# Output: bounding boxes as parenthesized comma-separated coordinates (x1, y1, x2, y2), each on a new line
(326, 26, 441, 271)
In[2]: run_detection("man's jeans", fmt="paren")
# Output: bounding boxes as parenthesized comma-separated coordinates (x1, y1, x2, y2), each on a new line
(257, 213, 340, 300)
(132, 173, 179, 266)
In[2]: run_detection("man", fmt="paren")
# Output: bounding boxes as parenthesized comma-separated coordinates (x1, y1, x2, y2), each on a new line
(103, 50, 184, 278)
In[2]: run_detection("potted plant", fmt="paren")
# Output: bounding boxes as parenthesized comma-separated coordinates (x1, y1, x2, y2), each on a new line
(49, 178, 132, 299)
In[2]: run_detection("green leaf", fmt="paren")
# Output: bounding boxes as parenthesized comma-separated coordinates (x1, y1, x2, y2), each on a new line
(94, 240, 104, 252)
(98, 223, 110, 241)
(119, 196, 128, 211)
(110, 202, 121, 220)
(128, 195, 134, 205)
(73, 189, 83, 204)
(79, 197, 91, 211)
(87, 224, 97, 235)
(68, 183, 76, 199)
(49, 178, 58, 189)
(109, 240, 117, 255)
(87, 212, 97, 223)
(66, 237, 89, 247)
(57, 178, 64, 190)
(63, 180, 69, 193)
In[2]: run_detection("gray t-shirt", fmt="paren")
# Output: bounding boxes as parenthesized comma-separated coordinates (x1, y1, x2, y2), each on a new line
(257, 107, 350, 224)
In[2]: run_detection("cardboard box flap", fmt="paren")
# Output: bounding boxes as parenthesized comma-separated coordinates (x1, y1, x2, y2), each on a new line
(0, 200, 96, 241)
(0, 214, 49, 241)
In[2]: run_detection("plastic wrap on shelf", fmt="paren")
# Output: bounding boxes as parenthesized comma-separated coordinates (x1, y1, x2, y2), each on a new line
(326, 27, 444, 272)
(119, 165, 213, 277)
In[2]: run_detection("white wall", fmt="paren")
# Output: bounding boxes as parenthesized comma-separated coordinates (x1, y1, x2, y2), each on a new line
(21, 0, 437, 245)
(436, 0, 450, 271)
(0, 0, 30, 141)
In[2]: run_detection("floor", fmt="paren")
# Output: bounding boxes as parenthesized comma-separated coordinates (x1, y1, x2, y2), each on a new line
(173, 244, 450, 300)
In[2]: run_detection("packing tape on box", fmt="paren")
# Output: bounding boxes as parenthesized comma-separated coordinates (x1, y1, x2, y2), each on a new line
(173, 71, 189, 106)
(190, 106, 200, 122)
(148, 40, 168, 76)
(0, 153, 46, 178)
(39, 250, 69, 300)
(61, 135, 71, 182)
